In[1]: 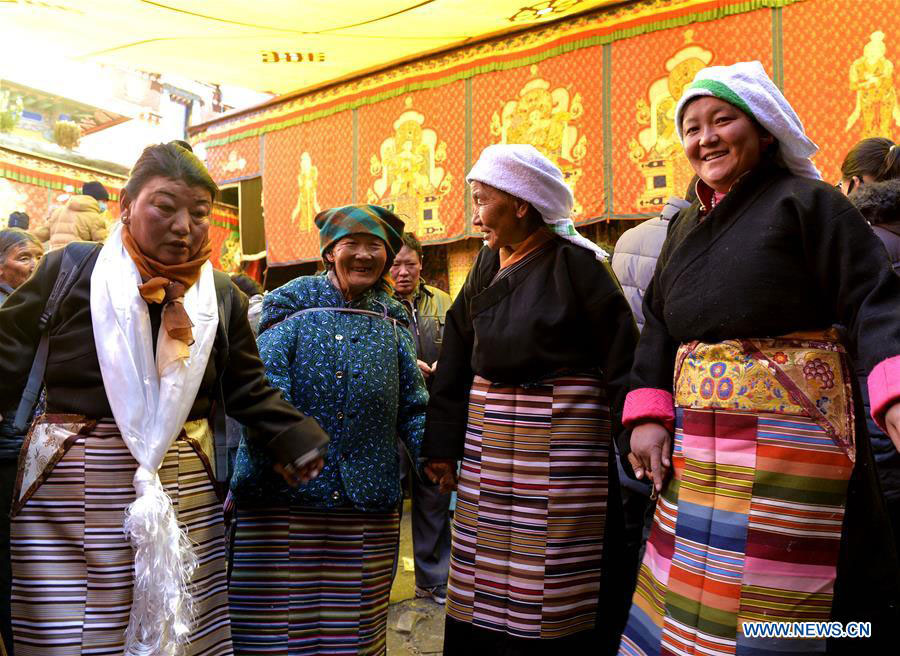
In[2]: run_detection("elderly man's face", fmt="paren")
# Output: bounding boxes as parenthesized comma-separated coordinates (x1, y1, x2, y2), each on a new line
(390, 245, 421, 298)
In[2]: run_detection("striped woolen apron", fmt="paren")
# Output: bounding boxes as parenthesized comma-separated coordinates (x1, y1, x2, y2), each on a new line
(619, 333, 856, 656)
(229, 506, 400, 655)
(10, 417, 232, 656)
(446, 374, 611, 639)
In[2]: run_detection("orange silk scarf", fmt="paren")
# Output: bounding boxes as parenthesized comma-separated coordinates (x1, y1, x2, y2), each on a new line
(121, 226, 212, 346)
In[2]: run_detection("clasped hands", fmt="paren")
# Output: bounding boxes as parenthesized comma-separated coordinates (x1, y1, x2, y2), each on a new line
(424, 459, 458, 493)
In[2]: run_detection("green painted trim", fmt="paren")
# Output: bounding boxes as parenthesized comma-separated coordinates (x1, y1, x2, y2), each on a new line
(200, 0, 808, 149)
(0, 167, 120, 200)
(602, 43, 613, 215)
(259, 133, 266, 177)
(772, 6, 784, 89)
(688, 79, 756, 120)
(464, 77, 473, 236)
(352, 109, 359, 202)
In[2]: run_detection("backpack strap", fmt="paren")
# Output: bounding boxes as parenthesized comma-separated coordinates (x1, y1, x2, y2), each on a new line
(13, 242, 100, 432)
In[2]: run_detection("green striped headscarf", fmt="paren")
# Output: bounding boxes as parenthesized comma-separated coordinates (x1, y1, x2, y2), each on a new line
(674, 61, 821, 180)
(314, 204, 405, 260)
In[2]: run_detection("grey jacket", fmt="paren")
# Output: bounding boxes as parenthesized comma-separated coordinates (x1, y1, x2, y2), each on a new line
(611, 198, 691, 332)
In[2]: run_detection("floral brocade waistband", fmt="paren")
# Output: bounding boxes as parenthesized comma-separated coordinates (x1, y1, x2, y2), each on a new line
(673, 329, 855, 461)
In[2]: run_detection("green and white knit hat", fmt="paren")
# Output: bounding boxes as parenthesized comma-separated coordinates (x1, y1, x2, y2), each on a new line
(674, 61, 821, 181)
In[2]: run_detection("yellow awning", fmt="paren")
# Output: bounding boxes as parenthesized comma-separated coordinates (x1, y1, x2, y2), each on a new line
(1, 0, 626, 94)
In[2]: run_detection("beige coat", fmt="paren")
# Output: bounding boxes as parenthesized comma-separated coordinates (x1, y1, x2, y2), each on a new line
(34, 195, 108, 250)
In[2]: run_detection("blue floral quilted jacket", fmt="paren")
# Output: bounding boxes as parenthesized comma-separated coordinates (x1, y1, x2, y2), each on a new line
(230, 274, 428, 511)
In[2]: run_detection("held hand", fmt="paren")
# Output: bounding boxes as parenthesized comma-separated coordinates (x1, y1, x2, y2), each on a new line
(424, 459, 458, 494)
(884, 403, 900, 454)
(274, 457, 325, 487)
(626, 422, 672, 495)
(417, 359, 435, 378)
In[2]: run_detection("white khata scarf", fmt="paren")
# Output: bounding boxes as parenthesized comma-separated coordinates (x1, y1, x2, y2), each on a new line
(90, 222, 218, 655)
(674, 60, 822, 181)
(466, 143, 609, 261)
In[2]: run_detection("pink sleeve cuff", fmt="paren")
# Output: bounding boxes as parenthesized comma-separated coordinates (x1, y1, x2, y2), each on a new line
(623, 387, 675, 432)
(868, 355, 900, 432)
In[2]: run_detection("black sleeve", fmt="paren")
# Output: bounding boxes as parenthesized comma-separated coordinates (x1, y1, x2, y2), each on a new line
(0, 250, 59, 408)
(421, 249, 487, 460)
(574, 258, 639, 446)
(218, 282, 329, 464)
(629, 256, 679, 394)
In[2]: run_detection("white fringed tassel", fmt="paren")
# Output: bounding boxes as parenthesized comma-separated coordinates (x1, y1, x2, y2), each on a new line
(122, 466, 198, 656)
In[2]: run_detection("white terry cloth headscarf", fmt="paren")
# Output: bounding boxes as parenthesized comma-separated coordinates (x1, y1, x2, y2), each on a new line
(674, 60, 822, 181)
(90, 222, 218, 655)
(466, 143, 609, 261)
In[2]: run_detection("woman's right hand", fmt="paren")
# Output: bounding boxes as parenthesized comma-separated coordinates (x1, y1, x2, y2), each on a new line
(424, 459, 458, 494)
(275, 458, 324, 487)
(627, 422, 672, 495)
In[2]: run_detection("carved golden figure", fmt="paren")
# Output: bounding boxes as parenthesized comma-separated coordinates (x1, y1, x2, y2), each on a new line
(290, 151, 321, 232)
(219, 233, 242, 274)
(629, 32, 712, 212)
(490, 65, 586, 215)
(368, 97, 451, 237)
(846, 31, 900, 139)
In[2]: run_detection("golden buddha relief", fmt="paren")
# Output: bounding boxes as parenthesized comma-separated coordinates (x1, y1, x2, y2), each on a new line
(222, 150, 247, 174)
(490, 65, 587, 216)
(367, 96, 452, 238)
(219, 233, 242, 274)
(290, 151, 321, 232)
(846, 31, 900, 139)
(628, 32, 712, 212)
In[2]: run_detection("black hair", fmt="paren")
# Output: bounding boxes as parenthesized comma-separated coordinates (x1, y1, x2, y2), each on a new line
(841, 137, 900, 182)
(400, 231, 423, 260)
(124, 140, 218, 204)
(0, 228, 41, 262)
(231, 273, 263, 297)
(7, 211, 29, 230)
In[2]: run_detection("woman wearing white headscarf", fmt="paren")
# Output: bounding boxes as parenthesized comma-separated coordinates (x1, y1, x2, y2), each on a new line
(422, 144, 639, 654)
(618, 62, 900, 655)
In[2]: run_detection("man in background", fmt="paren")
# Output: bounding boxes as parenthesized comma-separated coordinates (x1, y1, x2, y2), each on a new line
(33, 181, 109, 250)
(390, 231, 453, 604)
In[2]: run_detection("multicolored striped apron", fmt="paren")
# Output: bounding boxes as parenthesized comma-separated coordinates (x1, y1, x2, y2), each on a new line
(446, 374, 611, 639)
(619, 332, 856, 655)
(229, 506, 400, 655)
(10, 416, 232, 656)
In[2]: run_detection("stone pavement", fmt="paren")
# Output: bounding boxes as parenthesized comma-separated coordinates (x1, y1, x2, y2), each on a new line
(388, 499, 446, 655)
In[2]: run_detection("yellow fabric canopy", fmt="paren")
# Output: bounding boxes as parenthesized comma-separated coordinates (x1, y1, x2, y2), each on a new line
(0, 0, 624, 94)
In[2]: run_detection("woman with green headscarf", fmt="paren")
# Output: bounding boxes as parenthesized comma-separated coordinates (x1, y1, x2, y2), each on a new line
(618, 62, 900, 655)
(229, 204, 428, 655)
